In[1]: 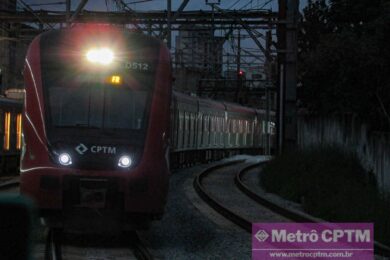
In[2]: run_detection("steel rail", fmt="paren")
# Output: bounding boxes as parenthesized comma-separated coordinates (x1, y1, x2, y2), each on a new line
(193, 159, 252, 232)
(0, 178, 19, 190)
(132, 231, 154, 260)
(44, 229, 62, 260)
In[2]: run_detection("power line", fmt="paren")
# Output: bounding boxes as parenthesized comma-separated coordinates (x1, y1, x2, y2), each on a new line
(27, 1, 66, 7)
(227, 0, 241, 9)
(239, 0, 253, 10)
(252, 0, 274, 9)
(17, 0, 54, 29)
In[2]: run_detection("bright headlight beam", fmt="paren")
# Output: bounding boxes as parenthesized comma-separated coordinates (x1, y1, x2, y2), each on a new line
(86, 48, 114, 65)
(118, 155, 132, 168)
(59, 153, 72, 166)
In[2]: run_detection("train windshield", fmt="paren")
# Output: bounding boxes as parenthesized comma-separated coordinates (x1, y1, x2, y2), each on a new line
(48, 85, 148, 130)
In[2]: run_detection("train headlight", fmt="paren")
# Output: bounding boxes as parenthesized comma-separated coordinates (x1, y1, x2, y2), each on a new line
(59, 153, 72, 166)
(86, 48, 114, 65)
(118, 155, 132, 168)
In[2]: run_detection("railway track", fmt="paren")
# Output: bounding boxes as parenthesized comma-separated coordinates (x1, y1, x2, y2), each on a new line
(0, 177, 19, 190)
(131, 232, 154, 260)
(193, 160, 254, 231)
(194, 159, 390, 257)
(0, 178, 154, 259)
(45, 229, 62, 260)
(43, 229, 154, 260)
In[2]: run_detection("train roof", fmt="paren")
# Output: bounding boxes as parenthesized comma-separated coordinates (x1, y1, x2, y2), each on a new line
(256, 108, 276, 116)
(223, 101, 256, 115)
(173, 91, 198, 105)
(174, 91, 275, 115)
(173, 91, 225, 111)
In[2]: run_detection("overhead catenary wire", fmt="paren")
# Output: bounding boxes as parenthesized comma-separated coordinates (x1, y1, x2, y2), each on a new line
(239, 0, 254, 10)
(27, 1, 66, 7)
(228, 0, 241, 9)
(17, 0, 55, 29)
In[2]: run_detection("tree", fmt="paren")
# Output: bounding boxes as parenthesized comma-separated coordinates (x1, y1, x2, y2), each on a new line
(298, 0, 390, 130)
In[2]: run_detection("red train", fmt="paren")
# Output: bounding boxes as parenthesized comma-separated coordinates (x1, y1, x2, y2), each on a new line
(20, 25, 171, 232)
(20, 24, 275, 233)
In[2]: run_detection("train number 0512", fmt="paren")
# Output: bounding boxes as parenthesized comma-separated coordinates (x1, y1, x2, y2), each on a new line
(124, 62, 150, 71)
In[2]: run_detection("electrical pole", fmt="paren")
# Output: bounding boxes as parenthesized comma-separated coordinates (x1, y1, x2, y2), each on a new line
(66, 0, 71, 26)
(265, 29, 272, 155)
(236, 29, 241, 103)
(277, 0, 299, 153)
(167, 0, 171, 49)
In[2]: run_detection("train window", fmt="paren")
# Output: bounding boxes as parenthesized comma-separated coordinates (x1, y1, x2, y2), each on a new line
(185, 112, 189, 131)
(190, 113, 195, 146)
(198, 113, 203, 131)
(104, 88, 147, 129)
(16, 114, 22, 150)
(262, 121, 266, 134)
(4, 112, 10, 151)
(178, 111, 184, 130)
(48, 86, 148, 130)
(203, 115, 208, 132)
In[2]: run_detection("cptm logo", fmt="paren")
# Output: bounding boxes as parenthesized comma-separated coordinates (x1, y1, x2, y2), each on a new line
(75, 143, 117, 155)
(255, 230, 270, 242)
(75, 143, 88, 155)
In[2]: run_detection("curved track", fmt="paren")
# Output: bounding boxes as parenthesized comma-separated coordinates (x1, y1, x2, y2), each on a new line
(193, 160, 253, 232)
(195, 160, 390, 257)
(131, 232, 154, 260)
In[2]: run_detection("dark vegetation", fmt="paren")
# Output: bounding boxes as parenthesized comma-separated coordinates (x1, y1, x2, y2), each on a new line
(298, 0, 390, 130)
(261, 146, 390, 244)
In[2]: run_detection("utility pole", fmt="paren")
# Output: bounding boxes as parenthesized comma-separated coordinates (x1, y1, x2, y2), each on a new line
(277, 0, 299, 153)
(265, 29, 272, 155)
(66, 0, 71, 26)
(205, 0, 220, 94)
(236, 29, 241, 103)
(167, 0, 171, 49)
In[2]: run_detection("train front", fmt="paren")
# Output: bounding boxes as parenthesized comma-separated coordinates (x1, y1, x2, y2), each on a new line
(20, 25, 172, 232)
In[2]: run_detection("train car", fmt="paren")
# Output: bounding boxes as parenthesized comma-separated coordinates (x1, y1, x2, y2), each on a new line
(0, 97, 23, 174)
(223, 102, 257, 151)
(170, 92, 276, 167)
(255, 108, 276, 154)
(20, 24, 172, 232)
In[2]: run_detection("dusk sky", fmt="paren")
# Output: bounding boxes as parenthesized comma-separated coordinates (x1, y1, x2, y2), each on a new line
(23, 0, 283, 12)
(20, 0, 307, 73)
